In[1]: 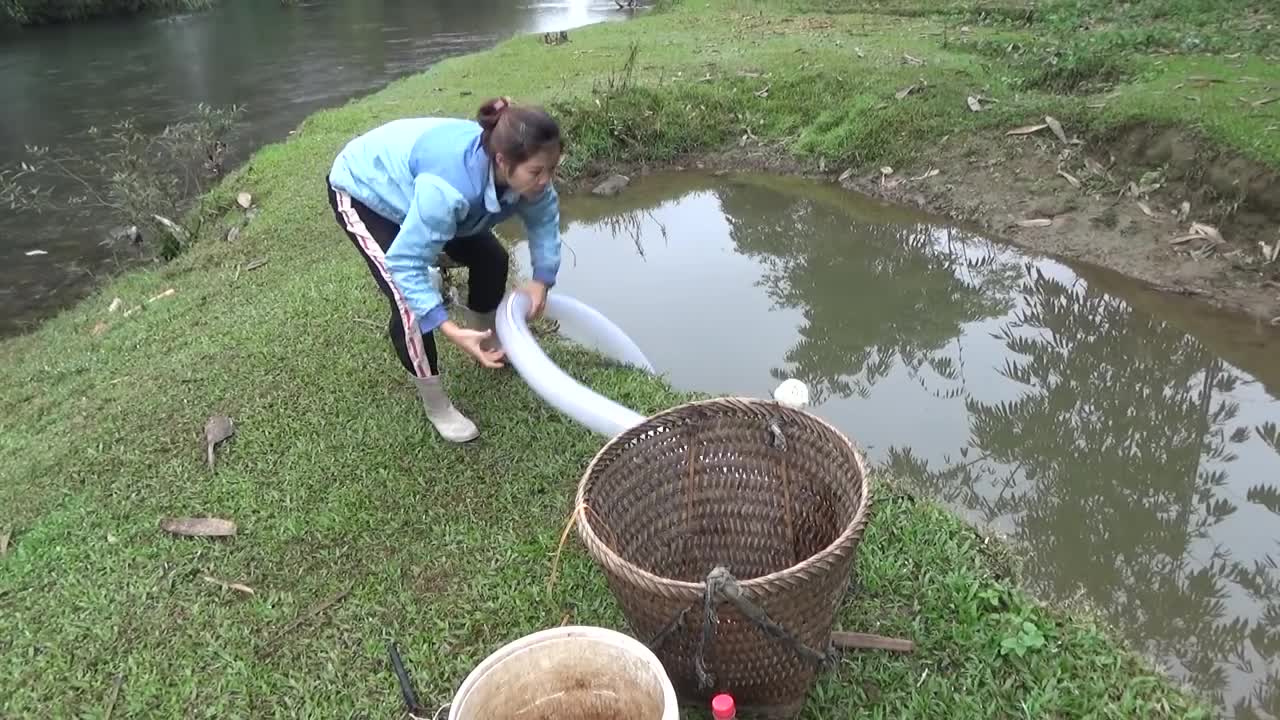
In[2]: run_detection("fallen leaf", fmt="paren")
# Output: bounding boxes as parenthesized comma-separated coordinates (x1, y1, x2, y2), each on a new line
(1083, 157, 1109, 177)
(1006, 124, 1049, 136)
(755, 85, 770, 98)
(123, 305, 142, 318)
(1173, 83, 1185, 90)
(1137, 201, 1156, 218)
(1177, 201, 1191, 222)
(911, 168, 941, 181)
(147, 288, 176, 303)
(245, 258, 269, 271)
(108, 298, 124, 313)
(91, 321, 109, 337)
(903, 53, 925, 66)
(855, 48, 865, 58)
(0, 528, 9, 556)
(1254, 97, 1279, 107)
(160, 517, 237, 538)
(895, 84, 919, 100)
(205, 415, 236, 470)
(203, 575, 255, 596)
(967, 96, 983, 112)
(838, 168, 855, 183)
(24, 250, 48, 257)
(1190, 222, 1224, 244)
(1169, 235, 1199, 245)
(236, 192, 252, 209)
(1058, 170, 1082, 189)
(1045, 116, 1069, 144)
(1259, 241, 1278, 263)
(226, 226, 241, 243)
(1016, 218, 1053, 228)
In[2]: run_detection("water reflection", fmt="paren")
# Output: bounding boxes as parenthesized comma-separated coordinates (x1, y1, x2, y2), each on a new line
(527, 173, 1280, 718)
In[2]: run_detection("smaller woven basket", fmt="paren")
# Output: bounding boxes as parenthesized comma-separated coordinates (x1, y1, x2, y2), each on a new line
(574, 397, 871, 718)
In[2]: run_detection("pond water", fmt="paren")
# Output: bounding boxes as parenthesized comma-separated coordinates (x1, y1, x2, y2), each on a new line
(0, 0, 627, 337)
(514, 172, 1280, 718)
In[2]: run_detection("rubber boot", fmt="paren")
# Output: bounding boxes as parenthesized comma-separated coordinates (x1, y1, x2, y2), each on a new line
(412, 375, 479, 443)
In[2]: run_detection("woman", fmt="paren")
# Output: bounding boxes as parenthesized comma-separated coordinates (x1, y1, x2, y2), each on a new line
(326, 97, 563, 443)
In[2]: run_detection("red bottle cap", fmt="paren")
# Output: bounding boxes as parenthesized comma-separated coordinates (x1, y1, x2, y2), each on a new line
(712, 693, 736, 719)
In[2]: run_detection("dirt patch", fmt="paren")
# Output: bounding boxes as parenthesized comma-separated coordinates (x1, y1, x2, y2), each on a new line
(571, 125, 1280, 324)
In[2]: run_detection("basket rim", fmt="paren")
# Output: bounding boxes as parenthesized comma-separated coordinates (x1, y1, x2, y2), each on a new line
(573, 396, 872, 596)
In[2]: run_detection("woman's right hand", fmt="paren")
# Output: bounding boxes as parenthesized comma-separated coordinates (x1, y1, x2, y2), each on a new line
(440, 321, 506, 369)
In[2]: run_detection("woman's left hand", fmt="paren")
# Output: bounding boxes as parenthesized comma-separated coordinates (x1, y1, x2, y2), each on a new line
(522, 280, 549, 319)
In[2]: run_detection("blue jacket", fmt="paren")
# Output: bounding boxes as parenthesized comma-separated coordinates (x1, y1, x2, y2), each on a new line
(328, 117, 561, 333)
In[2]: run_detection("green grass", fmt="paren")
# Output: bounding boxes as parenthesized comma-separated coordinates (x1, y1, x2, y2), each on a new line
(5, 0, 1265, 716)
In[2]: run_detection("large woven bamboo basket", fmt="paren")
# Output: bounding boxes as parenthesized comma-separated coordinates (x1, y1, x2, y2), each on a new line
(574, 397, 871, 718)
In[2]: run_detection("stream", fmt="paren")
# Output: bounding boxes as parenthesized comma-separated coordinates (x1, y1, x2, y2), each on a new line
(517, 171, 1280, 718)
(0, 0, 626, 337)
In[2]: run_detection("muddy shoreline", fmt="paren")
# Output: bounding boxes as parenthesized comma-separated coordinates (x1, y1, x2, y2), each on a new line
(573, 125, 1280, 328)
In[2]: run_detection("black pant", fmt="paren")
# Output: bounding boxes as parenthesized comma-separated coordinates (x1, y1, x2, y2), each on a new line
(326, 179, 509, 377)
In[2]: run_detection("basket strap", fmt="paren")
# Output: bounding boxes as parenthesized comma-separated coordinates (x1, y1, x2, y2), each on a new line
(648, 566, 837, 690)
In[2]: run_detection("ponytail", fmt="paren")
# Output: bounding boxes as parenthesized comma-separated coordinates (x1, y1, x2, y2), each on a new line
(475, 96, 563, 166)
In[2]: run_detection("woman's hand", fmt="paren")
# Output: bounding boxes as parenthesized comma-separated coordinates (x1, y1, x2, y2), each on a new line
(522, 280, 549, 319)
(440, 321, 505, 369)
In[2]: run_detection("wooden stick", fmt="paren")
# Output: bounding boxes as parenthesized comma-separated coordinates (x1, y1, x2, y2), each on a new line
(831, 631, 916, 653)
(260, 587, 351, 657)
(103, 675, 125, 720)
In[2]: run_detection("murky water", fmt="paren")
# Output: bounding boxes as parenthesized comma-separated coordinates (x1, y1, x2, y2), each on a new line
(0, 0, 627, 337)
(514, 172, 1280, 718)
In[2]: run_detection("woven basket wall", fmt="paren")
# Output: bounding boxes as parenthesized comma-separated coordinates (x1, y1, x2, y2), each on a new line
(574, 397, 871, 718)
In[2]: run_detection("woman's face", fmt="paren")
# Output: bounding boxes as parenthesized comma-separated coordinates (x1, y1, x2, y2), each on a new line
(500, 146, 561, 200)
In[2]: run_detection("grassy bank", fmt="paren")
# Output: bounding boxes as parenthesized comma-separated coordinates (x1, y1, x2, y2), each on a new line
(2, 0, 1255, 716)
(1, 0, 209, 25)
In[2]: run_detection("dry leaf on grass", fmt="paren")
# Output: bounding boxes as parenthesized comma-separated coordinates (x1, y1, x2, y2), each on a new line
(1016, 218, 1054, 228)
(108, 298, 124, 313)
(1137, 201, 1157, 218)
(755, 85, 770, 98)
(0, 528, 9, 556)
(838, 168, 855, 183)
(236, 192, 253, 209)
(226, 226, 241, 243)
(967, 96, 983, 112)
(1169, 235, 1199, 245)
(160, 517, 237, 538)
(1045, 116, 1069, 143)
(1190, 222, 1224, 244)
(903, 53, 925, 66)
(91, 321, 109, 337)
(1006, 123, 1048, 136)
(245, 258, 269, 271)
(911, 168, 941, 181)
(147, 288, 176, 303)
(205, 415, 236, 470)
(1058, 170, 1082, 189)
(895, 84, 919, 100)
(203, 575, 255, 595)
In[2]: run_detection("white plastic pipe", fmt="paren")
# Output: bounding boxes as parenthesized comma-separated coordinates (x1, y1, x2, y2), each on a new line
(496, 291, 653, 437)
